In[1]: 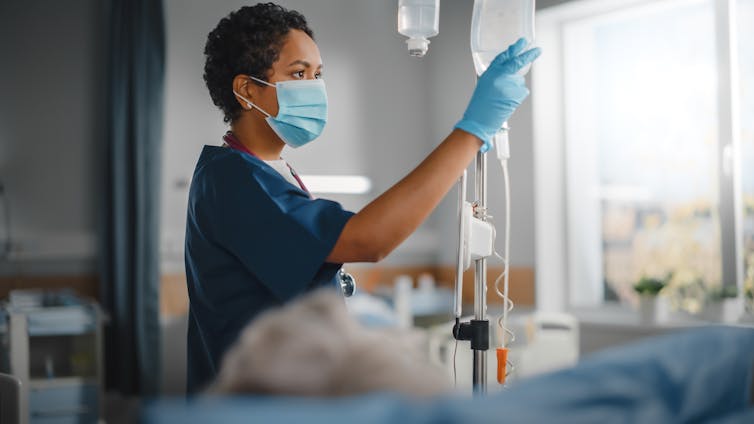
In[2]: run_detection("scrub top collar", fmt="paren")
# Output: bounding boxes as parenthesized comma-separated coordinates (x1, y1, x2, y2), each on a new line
(222, 131, 311, 196)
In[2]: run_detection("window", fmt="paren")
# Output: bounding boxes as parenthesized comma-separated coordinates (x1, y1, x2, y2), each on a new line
(533, 0, 749, 310)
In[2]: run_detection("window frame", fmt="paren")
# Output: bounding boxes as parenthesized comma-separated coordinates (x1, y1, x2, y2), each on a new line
(532, 0, 745, 311)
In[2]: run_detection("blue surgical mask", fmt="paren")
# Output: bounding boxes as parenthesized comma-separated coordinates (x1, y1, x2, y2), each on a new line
(233, 76, 327, 148)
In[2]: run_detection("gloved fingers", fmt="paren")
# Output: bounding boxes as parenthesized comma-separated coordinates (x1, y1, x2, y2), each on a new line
(490, 37, 529, 67)
(496, 47, 542, 75)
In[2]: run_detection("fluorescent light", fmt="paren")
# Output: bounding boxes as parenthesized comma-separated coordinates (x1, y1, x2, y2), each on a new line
(299, 175, 372, 194)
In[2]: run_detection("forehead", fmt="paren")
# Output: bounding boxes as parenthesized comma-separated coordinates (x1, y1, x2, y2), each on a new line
(276, 29, 321, 66)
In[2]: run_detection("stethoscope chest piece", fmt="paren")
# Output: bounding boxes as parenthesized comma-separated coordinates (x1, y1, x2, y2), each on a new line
(339, 269, 356, 297)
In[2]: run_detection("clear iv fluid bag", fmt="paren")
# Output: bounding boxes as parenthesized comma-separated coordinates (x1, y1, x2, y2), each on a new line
(470, 0, 535, 76)
(397, 0, 440, 57)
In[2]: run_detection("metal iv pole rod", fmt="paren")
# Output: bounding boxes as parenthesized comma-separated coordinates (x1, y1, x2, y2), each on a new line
(451, 70, 493, 398)
(472, 150, 488, 394)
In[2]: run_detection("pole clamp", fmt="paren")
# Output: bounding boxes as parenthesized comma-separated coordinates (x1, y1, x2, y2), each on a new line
(453, 318, 489, 351)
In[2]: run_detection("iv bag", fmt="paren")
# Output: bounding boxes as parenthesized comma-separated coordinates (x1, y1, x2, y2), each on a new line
(397, 0, 440, 57)
(470, 0, 535, 76)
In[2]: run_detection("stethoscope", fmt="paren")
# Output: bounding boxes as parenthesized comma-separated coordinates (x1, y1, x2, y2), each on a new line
(338, 269, 356, 297)
(222, 131, 357, 297)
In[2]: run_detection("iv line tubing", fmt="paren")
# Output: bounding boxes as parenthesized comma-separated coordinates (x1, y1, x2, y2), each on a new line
(492, 127, 515, 382)
(500, 158, 511, 348)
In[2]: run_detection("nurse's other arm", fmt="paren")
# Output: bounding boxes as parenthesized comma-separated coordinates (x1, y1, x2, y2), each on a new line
(326, 39, 541, 264)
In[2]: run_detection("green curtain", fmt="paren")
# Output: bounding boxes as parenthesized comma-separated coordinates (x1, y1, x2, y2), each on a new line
(101, 0, 165, 396)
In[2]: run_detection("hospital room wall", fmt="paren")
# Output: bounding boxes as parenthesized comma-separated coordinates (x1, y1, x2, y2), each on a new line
(539, 0, 574, 8)
(160, 0, 440, 271)
(0, 0, 106, 280)
(161, 0, 562, 272)
(0, 0, 570, 279)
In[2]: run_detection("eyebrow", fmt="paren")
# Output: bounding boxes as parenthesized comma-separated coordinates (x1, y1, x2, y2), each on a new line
(287, 60, 323, 69)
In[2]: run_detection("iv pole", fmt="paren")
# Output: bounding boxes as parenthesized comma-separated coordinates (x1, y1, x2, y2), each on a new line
(452, 148, 491, 395)
(455, 0, 534, 394)
(398, 0, 531, 397)
(472, 151, 489, 393)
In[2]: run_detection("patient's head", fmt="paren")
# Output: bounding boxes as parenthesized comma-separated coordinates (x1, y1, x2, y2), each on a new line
(208, 289, 451, 397)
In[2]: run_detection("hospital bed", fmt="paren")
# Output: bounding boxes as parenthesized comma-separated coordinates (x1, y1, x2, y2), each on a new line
(144, 326, 754, 423)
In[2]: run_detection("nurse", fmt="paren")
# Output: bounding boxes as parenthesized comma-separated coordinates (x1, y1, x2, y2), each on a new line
(185, 3, 540, 393)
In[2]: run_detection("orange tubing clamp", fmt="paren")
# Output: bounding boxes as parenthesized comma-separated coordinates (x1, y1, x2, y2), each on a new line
(496, 347, 509, 385)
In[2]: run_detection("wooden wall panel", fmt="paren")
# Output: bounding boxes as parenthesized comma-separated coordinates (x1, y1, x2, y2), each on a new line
(434, 266, 535, 306)
(0, 266, 534, 317)
(160, 274, 189, 318)
(159, 265, 535, 318)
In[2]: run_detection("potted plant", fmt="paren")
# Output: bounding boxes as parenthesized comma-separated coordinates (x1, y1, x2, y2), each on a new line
(634, 275, 669, 324)
(743, 253, 754, 320)
(743, 283, 754, 322)
(701, 285, 743, 323)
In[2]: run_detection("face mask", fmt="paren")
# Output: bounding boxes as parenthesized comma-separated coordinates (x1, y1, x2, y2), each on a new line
(233, 76, 327, 148)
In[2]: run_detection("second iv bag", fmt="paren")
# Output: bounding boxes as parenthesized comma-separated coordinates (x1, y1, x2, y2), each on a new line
(471, 0, 535, 76)
(398, 0, 440, 57)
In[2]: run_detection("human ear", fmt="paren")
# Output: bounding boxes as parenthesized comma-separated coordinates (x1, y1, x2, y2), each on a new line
(232, 74, 255, 109)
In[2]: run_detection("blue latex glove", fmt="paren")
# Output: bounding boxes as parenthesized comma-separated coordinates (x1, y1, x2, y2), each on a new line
(455, 38, 542, 152)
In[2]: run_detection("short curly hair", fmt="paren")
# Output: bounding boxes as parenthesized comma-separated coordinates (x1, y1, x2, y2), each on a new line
(203, 3, 314, 123)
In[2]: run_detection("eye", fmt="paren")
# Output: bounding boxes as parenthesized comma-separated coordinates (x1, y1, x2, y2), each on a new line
(292, 70, 305, 79)
(315, 71, 323, 79)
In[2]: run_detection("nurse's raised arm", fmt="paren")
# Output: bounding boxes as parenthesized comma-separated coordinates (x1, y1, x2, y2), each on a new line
(326, 40, 540, 264)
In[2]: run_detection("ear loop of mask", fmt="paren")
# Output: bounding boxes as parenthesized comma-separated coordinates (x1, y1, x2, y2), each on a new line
(232, 76, 276, 118)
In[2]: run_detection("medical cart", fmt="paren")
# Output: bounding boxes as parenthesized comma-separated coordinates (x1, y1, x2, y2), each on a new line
(0, 290, 103, 424)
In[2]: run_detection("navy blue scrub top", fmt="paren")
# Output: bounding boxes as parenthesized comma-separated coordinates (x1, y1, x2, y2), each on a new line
(184, 145, 355, 393)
